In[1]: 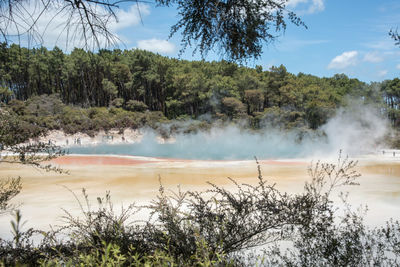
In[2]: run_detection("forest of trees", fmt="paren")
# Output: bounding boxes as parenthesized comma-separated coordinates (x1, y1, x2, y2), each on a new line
(0, 43, 399, 145)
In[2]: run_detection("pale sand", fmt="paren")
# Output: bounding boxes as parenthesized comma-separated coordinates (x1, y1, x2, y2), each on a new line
(0, 155, 399, 240)
(49, 155, 160, 165)
(25, 128, 177, 147)
(25, 129, 144, 147)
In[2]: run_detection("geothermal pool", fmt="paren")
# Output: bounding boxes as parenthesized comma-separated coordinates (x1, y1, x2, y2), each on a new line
(0, 150, 400, 241)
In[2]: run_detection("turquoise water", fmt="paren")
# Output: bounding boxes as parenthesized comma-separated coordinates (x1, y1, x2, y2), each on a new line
(67, 131, 316, 160)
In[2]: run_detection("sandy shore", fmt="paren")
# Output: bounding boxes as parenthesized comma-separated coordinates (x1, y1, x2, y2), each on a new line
(48, 154, 310, 166)
(25, 128, 167, 147)
(30, 129, 142, 147)
(49, 155, 160, 166)
(0, 155, 400, 240)
(0, 156, 309, 238)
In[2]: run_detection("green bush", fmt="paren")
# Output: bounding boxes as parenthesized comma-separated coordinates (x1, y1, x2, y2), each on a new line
(0, 112, 44, 145)
(126, 100, 148, 112)
(25, 94, 65, 117)
(111, 98, 124, 108)
(221, 97, 246, 119)
(7, 100, 27, 116)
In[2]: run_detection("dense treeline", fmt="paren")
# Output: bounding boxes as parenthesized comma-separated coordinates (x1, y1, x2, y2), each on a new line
(0, 43, 399, 132)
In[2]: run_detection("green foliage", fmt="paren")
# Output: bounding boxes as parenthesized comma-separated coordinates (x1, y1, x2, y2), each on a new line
(244, 89, 264, 114)
(110, 98, 124, 108)
(265, 215, 400, 266)
(0, 87, 11, 104)
(126, 100, 148, 112)
(64, 242, 128, 266)
(221, 97, 246, 118)
(0, 94, 171, 139)
(0, 44, 399, 143)
(102, 78, 118, 105)
(0, 178, 21, 215)
(7, 100, 27, 116)
(26, 94, 65, 117)
(0, 111, 44, 145)
(60, 106, 91, 134)
(261, 107, 306, 129)
(382, 78, 400, 127)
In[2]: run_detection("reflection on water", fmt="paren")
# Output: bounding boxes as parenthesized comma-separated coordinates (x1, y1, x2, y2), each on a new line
(0, 156, 399, 240)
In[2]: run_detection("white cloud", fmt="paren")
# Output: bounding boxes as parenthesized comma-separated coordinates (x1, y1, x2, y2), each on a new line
(396, 64, 400, 70)
(308, 0, 325, 13)
(109, 4, 149, 32)
(363, 52, 384, 63)
(328, 51, 359, 69)
(137, 39, 176, 54)
(288, 0, 308, 7)
(378, 70, 388, 77)
(287, 0, 325, 14)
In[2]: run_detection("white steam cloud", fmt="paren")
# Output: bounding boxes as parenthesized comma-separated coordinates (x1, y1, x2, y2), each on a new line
(320, 104, 389, 157)
(70, 103, 390, 160)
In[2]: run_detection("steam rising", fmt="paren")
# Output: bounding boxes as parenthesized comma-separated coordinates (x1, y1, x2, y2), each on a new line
(69, 104, 390, 160)
(321, 104, 389, 156)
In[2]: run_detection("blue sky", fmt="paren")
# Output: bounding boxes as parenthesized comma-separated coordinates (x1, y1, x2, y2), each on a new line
(113, 0, 400, 83)
(10, 0, 400, 82)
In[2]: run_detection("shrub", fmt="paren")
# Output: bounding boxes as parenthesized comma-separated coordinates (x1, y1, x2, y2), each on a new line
(0, 178, 21, 215)
(25, 94, 65, 117)
(221, 97, 246, 118)
(60, 106, 91, 134)
(7, 99, 26, 116)
(144, 111, 169, 129)
(126, 100, 148, 112)
(0, 112, 44, 145)
(111, 98, 124, 108)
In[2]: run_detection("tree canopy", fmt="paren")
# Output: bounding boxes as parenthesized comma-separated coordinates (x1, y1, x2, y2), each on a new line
(1, 44, 399, 141)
